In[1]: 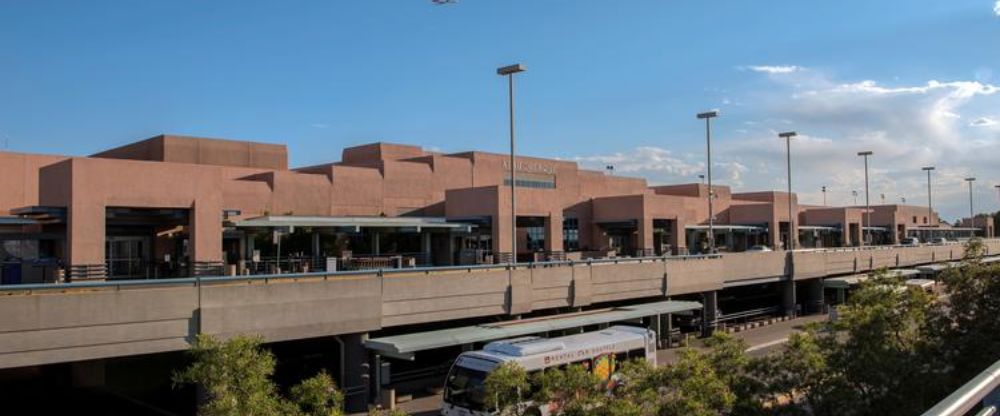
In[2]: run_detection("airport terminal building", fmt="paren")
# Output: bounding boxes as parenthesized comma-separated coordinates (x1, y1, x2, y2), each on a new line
(0, 134, 991, 282)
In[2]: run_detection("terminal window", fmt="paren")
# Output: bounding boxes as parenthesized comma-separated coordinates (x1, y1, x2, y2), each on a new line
(563, 218, 580, 251)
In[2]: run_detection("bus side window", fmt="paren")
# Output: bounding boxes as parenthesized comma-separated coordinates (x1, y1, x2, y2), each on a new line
(627, 348, 645, 360)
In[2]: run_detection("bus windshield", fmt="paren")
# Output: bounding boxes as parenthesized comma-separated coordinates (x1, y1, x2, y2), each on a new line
(444, 365, 489, 411)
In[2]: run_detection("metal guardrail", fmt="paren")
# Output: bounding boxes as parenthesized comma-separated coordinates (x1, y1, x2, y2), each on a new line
(0, 252, 724, 293)
(922, 359, 1000, 416)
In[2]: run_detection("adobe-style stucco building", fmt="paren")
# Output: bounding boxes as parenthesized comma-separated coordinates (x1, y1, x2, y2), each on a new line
(0, 134, 987, 282)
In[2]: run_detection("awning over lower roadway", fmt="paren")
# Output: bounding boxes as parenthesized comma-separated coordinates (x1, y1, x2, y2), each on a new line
(364, 300, 702, 359)
(824, 268, 920, 289)
(231, 215, 475, 232)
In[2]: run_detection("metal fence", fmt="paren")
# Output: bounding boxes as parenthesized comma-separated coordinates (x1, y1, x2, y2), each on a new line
(922, 359, 1000, 416)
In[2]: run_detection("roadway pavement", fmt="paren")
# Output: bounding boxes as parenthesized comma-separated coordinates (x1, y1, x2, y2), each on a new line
(388, 313, 830, 416)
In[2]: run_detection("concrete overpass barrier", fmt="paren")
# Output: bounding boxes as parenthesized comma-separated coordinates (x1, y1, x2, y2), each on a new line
(0, 283, 198, 369)
(665, 255, 725, 296)
(200, 274, 382, 342)
(381, 266, 510, 327)
(590, 258, 667, 303)
(2, 239, 999, 369)
(721, 251, 788, 282)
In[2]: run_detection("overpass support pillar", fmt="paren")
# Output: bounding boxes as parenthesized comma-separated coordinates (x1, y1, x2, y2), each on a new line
(804, 279, 825, 314)
(782, 280, 797, 318)
(339, 333, 369, 413)
(701, 291, 718, 337)
(71, 359, 106, 388)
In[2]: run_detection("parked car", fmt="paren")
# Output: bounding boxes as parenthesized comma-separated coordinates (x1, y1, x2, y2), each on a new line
(901, 237, 921, 246)
(930, 237, 949, 244)
(746, 245, 773, 252)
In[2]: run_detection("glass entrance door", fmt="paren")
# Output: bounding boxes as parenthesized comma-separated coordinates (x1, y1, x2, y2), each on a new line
(106, 236, 149, 279)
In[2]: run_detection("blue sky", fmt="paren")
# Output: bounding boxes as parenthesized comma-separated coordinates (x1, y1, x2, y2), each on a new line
(2, 1, 1000, 220)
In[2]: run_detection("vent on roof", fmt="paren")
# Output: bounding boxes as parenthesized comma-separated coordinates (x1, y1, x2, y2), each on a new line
(484, 337, 565, 357)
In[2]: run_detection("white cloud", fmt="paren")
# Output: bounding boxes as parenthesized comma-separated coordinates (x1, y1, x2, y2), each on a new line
(994, 0, 1000, 16)
(742, 65, 803, 74)
(574, 71, 1000, 220)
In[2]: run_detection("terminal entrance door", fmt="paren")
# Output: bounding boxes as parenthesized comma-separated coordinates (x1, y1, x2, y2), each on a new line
(105, 236, 150, 279)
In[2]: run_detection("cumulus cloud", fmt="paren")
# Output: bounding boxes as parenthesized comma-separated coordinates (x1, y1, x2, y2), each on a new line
(573, 146, 704, 182)
(994, 0, 1000, 16)
(574, 69, 1000, 220)
(741, 65, 803, 74)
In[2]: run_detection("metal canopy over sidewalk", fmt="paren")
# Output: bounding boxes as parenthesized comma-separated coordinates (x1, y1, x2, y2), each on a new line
(231, 215, 475, 232)
(364, 300, 702, 359)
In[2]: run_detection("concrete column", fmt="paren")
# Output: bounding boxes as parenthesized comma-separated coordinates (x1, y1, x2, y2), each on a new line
(67, 199, 106, 279)
(311, 230, 321, 257)
(339, 333, 369, 413)
(637, 216, 654, 257)
(701, 291, 718, 337)
(545, 212, 564, 253)
(71, 359, 106, 388)
(805, 278, 825, 314)
(190, 200, 223, 264)
(372, 231, 380, 255)
(782, 280, 797, 317)
(670, 218, 686, 255)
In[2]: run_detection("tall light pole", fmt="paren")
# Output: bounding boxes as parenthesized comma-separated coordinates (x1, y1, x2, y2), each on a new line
(966, 177, 976, 230)
(822, 186, 827, 206)
(922, 166, 934, 225)
(779, 131, 797, 250)
(852, 190, 858, 205)
(498, 63, 525, 263)
(858, 151, 873, 247)
(697, 110, 719, 253)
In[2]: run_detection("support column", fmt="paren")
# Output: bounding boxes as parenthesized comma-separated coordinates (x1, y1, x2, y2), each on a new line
(701, 291, 718, 337)
(190, 199, 223, 276)
(340, 333, 369, 413)
(71, 359, 106, 388)
(671, 218, 687, 255)
(421, 232, 432, 265)
(805, 278, 825, 314)
(782, 280, 797, 317)
(637, 217, 654, 257)
(67, 200, 106, 280)
(545, 212, 564, 256)
(836, 287, 846, 304)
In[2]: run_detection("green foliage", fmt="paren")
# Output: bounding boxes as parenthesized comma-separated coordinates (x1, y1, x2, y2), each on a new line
(173, 334, 348, 416)
(289, 371, 345, 416)
(173, 334, 291, 416)
(484, 361, 530, 415)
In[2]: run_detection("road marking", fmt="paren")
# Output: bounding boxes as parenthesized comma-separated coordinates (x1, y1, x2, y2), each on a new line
(745, 337, 789, 352)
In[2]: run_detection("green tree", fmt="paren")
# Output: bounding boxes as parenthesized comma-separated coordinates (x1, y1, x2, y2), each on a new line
(483, 361, 530, 416)
(173, 334, 349, 416)
(928, 238, 1000, 389)
(290, 371, 345, 416)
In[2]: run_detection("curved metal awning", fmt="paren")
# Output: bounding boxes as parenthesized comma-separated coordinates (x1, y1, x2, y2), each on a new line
(231, 215, 475, 232)
(364, 300, 702, 359)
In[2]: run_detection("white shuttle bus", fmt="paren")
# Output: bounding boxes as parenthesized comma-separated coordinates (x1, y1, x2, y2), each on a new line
(441, 325, 657, 416)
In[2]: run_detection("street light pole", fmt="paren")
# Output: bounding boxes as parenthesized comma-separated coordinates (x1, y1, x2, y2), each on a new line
(966, 177, 976, 229)
(498, 63, 525, 263)
(822, 186, 827, 206)
(858, 151, 873, 247)
(697, 110, 719, 254)
(922, 166, 934, 225)
(852, 190, 858, 205)
(779, 131, 797, 250)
